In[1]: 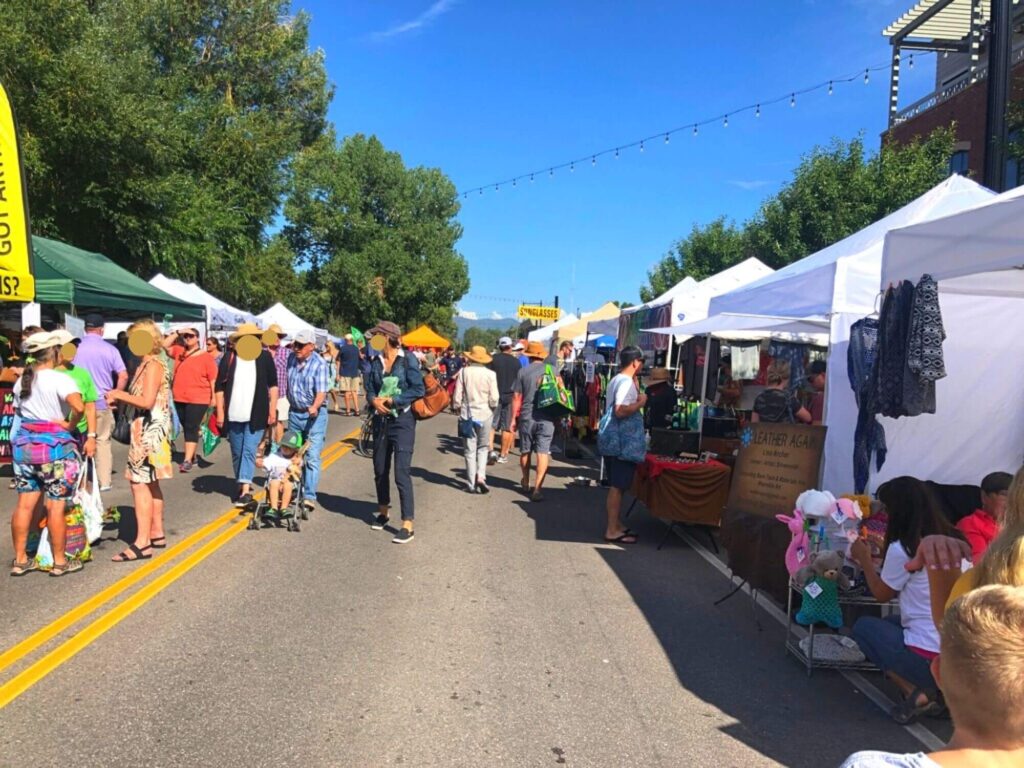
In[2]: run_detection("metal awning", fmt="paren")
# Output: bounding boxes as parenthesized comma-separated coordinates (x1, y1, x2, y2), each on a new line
(884, 0, 1020, 41)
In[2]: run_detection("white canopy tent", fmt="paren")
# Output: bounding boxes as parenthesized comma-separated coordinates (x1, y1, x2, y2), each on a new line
(149, 274, 261, 331)
(647, 312, 830, 344)
(872, 183, 1024, 489)
(526, 313, 578, 345)
(257, 302, 329, 347)
(677, 176, 995, 492)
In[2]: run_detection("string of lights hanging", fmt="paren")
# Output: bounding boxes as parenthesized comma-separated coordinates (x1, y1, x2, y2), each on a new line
(458, 52, 927, 199)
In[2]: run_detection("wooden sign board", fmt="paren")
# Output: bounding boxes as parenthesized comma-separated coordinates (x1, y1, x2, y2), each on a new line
(726, 422, 826, 518)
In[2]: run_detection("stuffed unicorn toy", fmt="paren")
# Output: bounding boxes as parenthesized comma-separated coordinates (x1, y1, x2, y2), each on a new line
(776, 508, 811, 577)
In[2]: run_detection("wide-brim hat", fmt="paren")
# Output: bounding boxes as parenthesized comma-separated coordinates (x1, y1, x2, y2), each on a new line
(266, 323, 287, 339)
(524, 341, 547, 360)
(466, 345, 492, 365)
(230, 322, 263, 341)
(648, 367, 671, 383)
(22, 331, 60, 354)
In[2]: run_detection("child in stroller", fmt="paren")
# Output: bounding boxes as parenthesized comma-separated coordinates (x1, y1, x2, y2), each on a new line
(252, 429, 305, 531)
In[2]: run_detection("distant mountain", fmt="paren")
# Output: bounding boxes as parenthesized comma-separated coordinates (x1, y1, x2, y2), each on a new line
(453, 315, 518, 341)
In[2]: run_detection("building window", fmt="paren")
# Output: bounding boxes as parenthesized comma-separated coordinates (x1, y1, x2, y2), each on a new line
(949, 150, 970, 176)
(1007, 130, 1022, 190)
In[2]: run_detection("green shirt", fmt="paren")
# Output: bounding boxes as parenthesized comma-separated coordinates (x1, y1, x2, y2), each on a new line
(59, 365, 98, 433)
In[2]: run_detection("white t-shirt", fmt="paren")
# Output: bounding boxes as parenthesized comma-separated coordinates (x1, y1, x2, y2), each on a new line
(15, 368, 81, 422)
(227, 359, 257, 423)
(608, 373, 638, 412)
(880, 542, 941, 653)
(839, 751, 940, 768)
(262, 452, 292, 480)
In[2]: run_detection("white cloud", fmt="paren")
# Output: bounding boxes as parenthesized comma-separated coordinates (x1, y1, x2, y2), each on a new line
(456, 308, 478, 320)
(370, 0, 458, 41)
(729, 179, 771, 191)
(490, 312, 505, 320)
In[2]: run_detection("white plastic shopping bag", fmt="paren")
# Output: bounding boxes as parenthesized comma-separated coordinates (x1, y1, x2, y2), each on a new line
(76, 458, 105, 544)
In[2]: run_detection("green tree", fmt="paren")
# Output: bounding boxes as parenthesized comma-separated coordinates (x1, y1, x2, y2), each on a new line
(461, 325, 519, 352)
(0, 0, 329, 309)
(638, 130, 956, 301)
(285, 133, 469, 338)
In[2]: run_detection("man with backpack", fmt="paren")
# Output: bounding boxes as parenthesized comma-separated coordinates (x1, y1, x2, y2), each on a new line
(511, 341, 556, 502)
(365, 321, 426, 544)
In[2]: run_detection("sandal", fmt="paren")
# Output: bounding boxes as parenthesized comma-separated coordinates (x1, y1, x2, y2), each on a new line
(891, 687, 943, 724)
(10, 558, 39, 576)
(604, 532, 638, 544)
(50, 560, 84, 577)
(112, 544, 153, 562)
(150, 537, 167, 549)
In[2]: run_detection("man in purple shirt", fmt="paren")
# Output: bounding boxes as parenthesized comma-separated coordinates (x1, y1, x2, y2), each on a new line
(74, 314, 128, 489)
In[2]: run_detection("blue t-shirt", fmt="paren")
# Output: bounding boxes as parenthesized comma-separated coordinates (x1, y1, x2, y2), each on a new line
(338, 343, 360, 377)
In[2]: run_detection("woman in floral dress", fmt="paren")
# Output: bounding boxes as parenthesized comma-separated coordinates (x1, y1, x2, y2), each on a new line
(106, 320, 173, 562)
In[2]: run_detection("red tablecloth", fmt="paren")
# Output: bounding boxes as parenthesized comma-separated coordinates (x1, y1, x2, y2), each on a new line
(631, 453, 732, 527)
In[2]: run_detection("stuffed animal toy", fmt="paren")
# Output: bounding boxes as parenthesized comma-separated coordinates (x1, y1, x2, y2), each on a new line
(795, 489, 864, 556)
(795, 550, 850, 629)
(775, 509, 810, 577)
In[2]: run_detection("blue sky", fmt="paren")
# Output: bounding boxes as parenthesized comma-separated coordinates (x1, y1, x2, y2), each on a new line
(295, 0, 936, 320)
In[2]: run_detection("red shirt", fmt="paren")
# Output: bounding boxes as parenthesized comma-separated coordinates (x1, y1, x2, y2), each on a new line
(171, 347, 218, 405)
(956, 509, 999, 563)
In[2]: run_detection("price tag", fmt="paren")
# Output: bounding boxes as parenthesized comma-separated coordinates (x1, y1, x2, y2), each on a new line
(805, 581, 823, 599)
(830, 506, 847, 526)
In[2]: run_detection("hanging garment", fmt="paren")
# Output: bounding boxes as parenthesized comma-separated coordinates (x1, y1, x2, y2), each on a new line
(729, 342, 760, 381)
(848, 317, 887, 494)
(907, 274, 946, 383)
(874, 282, 914, 418)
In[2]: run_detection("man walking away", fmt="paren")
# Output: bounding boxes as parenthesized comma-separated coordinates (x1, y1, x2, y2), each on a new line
(338, 334, 361, 416)
(74, 314, 127, 491)
(286, 329, 331, 513)
(488, 336, 520, 464)
(511, 341, 557, 502)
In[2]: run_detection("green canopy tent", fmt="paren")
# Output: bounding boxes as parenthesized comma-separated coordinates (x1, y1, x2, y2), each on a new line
(31, 236, 204, 320)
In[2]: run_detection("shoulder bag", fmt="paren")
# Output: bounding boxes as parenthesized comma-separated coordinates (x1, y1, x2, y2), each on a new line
(412, 364, 450, 420)
(456, 369, 476, 438)
(113, 359, 153, 444)
(536, 364, 574, 415)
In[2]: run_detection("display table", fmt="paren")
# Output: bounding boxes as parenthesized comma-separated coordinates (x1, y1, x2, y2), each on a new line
(629, 454, 732, 547)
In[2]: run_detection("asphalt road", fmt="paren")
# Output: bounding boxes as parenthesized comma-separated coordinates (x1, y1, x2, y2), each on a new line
(0, 412, 940, 767)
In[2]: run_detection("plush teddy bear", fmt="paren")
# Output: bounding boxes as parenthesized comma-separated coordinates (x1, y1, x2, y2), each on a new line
(794, 550, 850, 629)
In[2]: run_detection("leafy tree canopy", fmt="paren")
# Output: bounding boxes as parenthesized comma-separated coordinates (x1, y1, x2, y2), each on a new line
(461, 325, 520, 352)
(639, 130, 956, 303)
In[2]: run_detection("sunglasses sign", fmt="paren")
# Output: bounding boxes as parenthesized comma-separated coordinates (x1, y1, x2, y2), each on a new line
(0, 81, 34, 302)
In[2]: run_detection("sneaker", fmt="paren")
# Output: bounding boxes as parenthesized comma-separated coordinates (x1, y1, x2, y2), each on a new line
(263, 508, 280, 522)
(392, 527, 415, 544)
(233, 493, 254, 508)
(179, 460, 193, 473)
(487, 451, 498, 465)
(370, 514, 390, 530)
(301, 499, 316, 513)
(530, 489, 545, 502)
(496, 456, 509, 464)
(278, 507, 294, 520)
(99, 485, 113, 492)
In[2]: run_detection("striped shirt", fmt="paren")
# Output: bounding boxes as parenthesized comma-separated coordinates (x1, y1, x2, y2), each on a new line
(286, 350, 331, 410)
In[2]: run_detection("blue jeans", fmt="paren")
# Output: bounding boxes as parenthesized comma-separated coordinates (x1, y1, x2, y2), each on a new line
(852, 614, 936, 691)
(288, 407, 327, 502)
(225, 422, 262, 486)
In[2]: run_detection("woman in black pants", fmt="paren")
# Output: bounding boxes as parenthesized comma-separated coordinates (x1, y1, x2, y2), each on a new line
(365, 321, 425, 545)
(165, 328, 218, 473)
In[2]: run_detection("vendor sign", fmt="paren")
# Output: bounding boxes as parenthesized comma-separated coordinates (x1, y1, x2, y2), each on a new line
(517, 304, 560, 322)
(0, 81, 34, 302)
(728, 423, 827, 518)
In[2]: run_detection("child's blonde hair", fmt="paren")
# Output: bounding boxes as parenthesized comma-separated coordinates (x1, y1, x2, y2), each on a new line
(766, 360, 791, 386)
(941, 584, 1024, 745)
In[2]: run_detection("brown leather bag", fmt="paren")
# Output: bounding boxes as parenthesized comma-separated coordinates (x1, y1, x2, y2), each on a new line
(412, 371, 450, 420)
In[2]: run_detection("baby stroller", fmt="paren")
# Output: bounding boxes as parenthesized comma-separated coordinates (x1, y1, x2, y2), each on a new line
(248, 429, 311, 533)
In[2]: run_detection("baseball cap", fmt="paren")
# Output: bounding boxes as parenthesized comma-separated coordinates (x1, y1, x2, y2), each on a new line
(281, 430, 304, 450)
(512, 341, 525, 351)
(292, 329, 316, 345)
(498, 336, 513, 348)
(84, 313, 104, 329)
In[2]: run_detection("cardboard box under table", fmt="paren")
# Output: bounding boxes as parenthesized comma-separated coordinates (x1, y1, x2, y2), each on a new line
(629, 454, 731, 548)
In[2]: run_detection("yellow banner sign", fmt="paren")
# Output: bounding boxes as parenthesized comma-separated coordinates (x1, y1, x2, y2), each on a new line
(517, 304, 561, 322)
(0, 81, 34, 302)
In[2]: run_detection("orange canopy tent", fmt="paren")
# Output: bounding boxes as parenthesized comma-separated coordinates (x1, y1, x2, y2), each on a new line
(401, 324, 450, 349)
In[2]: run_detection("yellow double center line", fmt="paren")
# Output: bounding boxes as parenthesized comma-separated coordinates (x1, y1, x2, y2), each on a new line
(0, 426, 362, 709)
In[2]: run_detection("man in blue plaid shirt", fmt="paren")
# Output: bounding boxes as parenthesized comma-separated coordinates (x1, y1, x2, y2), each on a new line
(286, 329, 331, 510)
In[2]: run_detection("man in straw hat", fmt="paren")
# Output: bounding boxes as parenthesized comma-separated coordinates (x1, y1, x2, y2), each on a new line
(511, 340, 557, 502)
(264, 323, 290, 444)
(215, 323, 279, 507)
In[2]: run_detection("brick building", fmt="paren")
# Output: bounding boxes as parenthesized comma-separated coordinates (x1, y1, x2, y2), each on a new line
(882, 0, 1024, 187)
